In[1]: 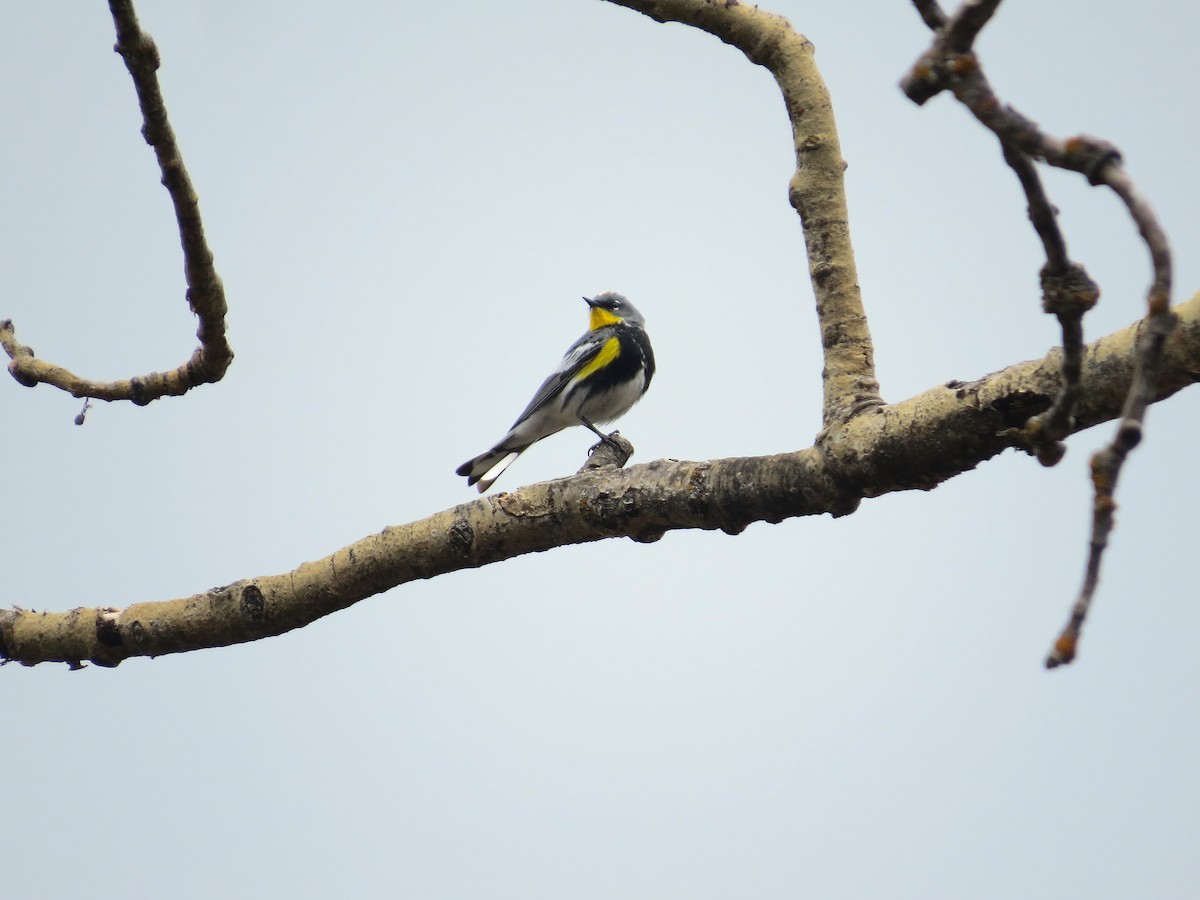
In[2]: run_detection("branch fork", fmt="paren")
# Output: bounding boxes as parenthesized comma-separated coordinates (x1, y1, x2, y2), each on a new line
(903, 0, 1176, 666)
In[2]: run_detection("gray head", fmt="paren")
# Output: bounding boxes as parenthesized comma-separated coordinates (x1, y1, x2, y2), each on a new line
(584, 291, 645, 328)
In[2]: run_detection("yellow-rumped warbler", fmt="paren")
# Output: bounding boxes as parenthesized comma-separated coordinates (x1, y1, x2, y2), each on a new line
(456, 291, 655, 492)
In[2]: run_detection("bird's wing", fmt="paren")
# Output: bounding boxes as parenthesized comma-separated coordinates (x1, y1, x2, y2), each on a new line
(509, 331, 607, 427)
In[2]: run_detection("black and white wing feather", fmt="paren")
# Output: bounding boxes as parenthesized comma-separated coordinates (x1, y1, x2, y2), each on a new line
(509, 331, 607, 427)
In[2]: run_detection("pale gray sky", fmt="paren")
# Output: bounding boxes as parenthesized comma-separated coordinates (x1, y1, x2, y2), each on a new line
(4, 2, 1199, 898)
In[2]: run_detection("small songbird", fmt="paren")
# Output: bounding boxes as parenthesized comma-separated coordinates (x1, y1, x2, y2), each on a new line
(456, 291, 655, 492)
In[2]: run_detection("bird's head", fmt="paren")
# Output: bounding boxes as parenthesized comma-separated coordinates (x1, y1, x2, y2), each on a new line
(584, 291, 645, 329)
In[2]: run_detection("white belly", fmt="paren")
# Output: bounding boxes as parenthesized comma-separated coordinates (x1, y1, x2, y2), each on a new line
(570, 370, 648, 425)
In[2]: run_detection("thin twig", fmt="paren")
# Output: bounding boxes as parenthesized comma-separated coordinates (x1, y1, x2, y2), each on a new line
(941, 0, 1002, 52)
(1, 0, 232, 407)
(998, 146, 1098, 466)
(912, 0, 948, 30)
(605, 0, 883, 426)
(1046, 169, 1176, 668)
(902, 0, 1177, 666)
(1002, 145, 1068, 272)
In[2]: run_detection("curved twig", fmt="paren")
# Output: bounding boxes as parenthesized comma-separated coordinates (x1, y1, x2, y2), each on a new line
(605, 0, 882, 426)
(1, 0, 231, 407)
(1046, 170, 1176, 667)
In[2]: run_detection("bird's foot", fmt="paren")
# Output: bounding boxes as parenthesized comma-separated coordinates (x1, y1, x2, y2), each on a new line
(580, 432, 634, 473)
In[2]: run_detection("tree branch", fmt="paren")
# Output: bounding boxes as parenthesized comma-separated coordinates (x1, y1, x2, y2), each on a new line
(5, 292, 1199, 669)
(605, 0, 882, 426)
(909, 3, 1102, 468)
(1, 0, 231, 406)
(901, 0, 1176, 665)
(1003, 145, 1099, 467)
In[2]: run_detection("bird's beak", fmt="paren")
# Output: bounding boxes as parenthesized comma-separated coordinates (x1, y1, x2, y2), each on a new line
(583, 295, 598, 307)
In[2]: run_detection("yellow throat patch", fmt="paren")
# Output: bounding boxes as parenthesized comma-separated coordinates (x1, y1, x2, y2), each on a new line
(589, 307, 623, 330)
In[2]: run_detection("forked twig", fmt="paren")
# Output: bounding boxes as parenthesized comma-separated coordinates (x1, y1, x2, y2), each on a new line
(901, 0, 1176, 666)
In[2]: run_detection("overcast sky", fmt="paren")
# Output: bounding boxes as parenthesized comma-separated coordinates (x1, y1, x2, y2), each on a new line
(4, 2, 1199, 897)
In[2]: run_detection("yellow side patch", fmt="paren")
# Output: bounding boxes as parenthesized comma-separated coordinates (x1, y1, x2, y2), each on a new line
(589, 307, 623, 330)
(576, 336, 621, 381)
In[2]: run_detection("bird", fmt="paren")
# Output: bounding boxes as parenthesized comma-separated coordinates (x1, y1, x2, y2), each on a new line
(456, 291, 655, 492)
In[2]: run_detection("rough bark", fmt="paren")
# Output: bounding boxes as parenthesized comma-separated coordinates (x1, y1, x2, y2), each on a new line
(4, 291, 1198, 668)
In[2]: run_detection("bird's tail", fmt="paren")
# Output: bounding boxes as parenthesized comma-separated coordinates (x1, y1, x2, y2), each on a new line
(456, 444, 525, 492)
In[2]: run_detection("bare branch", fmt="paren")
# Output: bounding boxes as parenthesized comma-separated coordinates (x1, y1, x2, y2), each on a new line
(1002, 146, 1067, 273)
(1020, 264, 1098, 466)
(605, 0, 882, 426)
(1046, 186, 1175, 666)
(941, 0, 1002, 52)
(1, 0, 231, 406)
(907, 3, 1099, 469)
(1001, 141, 1099, 468)
(912, 0, 948, 31)
(902, 1, 1177, 666)
(5, 292, 1199, 669)
(905, 0, 1106, 466)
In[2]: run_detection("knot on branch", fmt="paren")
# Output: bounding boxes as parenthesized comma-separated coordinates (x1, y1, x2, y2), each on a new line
(1040, 264, 1099, 318)
(1062, 135, 1122, 185)
(1013, 416, 1067, 468)
(129, 376, 151, 406)
(114, 33, 160, 73)
(0, 320, 38, 388)
(578, 433, 635, 475)
(901, 45, 981, 105)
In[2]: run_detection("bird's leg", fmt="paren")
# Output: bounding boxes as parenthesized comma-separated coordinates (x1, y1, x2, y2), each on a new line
(578, 419, 635, 474)
(580, 416, 622, 451)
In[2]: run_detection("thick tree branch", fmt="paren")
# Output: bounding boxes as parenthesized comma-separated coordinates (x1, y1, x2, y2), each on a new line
(1, 0, 231, 406)
(605, 0, 882, 426)
(4, 292, 1199, 669)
